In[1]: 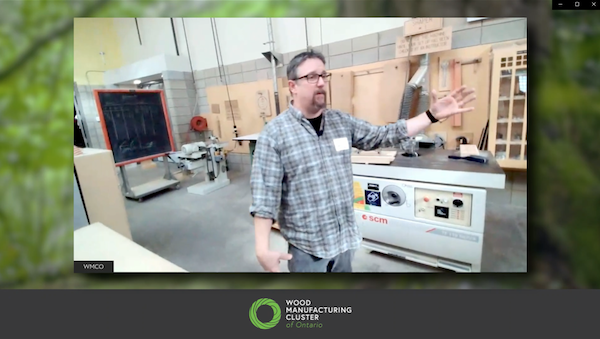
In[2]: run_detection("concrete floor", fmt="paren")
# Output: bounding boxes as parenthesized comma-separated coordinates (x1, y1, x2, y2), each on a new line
(121, 161, 527, 273)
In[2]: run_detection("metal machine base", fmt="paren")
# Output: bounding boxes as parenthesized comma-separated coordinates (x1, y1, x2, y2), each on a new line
(187, 178, 231, 195)
(119, 156, 180, 202)
(361, 240, 479, 273)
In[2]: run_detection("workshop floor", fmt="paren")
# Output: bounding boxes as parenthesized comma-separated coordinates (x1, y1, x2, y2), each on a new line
(121, 161, 527, 273)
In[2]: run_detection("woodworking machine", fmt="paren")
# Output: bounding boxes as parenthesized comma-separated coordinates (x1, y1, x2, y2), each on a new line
(352, 148, 506, 273)
(173, 136, 231, 195)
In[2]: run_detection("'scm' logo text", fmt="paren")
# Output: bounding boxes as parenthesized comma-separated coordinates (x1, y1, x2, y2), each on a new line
(362, 214, 388, 224)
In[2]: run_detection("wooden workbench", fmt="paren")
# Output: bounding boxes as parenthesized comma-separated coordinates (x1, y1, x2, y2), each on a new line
(74, 222, 188, 273)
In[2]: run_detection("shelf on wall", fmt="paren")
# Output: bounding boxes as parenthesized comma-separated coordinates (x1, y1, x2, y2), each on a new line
(487, 41, 528, 170)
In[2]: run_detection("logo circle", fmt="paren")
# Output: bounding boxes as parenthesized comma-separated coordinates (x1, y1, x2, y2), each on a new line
(362, 214, 367, 220)
(249, 298, 281, 330)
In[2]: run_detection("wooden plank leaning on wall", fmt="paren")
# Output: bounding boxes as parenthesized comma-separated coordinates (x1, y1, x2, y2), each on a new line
(202, 41, 526, 154)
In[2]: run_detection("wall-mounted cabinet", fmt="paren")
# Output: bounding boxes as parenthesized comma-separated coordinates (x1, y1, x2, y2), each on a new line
(488, 42, 527, 170)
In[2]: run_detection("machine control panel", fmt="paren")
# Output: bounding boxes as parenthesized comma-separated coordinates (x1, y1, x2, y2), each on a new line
(414, 188, 473, 227)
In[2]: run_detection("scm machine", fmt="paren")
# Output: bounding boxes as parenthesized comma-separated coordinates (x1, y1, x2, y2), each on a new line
(352, 148, 506, 273)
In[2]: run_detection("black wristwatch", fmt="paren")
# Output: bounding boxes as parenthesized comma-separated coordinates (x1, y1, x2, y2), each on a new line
(426, 110, 438, 123)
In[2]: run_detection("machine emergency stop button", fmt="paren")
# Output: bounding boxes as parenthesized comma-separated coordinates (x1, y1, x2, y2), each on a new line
(453, 199, 464, 208)
(424, 197, 430, 202)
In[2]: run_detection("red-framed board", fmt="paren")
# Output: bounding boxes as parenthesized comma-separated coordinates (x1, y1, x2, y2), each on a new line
(93, 89, 176, 167)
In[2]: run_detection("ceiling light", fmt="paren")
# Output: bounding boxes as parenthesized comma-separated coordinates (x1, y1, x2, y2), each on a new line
(133, 80, 141, 84)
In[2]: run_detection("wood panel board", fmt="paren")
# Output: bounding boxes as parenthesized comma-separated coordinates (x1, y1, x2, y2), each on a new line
(205, 79, 287, 154)
(403, 18, 444, 37)
(378, 59, 410, 124)
(352, 71, 385, 125)
(330, 71, 354, 114)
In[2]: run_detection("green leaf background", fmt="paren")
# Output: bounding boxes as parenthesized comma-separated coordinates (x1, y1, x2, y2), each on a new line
(1, 0, 598, 289)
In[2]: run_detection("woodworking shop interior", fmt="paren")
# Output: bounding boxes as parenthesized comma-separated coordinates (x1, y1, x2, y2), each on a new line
(74, 17, 527, 273)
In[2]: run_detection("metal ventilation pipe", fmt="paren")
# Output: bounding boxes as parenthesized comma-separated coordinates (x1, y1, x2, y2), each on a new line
(266, 18, 281, 115)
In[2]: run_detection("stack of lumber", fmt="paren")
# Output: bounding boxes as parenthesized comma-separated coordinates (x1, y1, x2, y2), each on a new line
(351, 149, 397, 165)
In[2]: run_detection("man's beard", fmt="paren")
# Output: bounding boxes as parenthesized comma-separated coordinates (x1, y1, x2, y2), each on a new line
(312, 90, 327, 110)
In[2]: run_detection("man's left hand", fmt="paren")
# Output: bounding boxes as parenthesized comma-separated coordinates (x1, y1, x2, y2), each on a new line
(430, 86, 476, 120)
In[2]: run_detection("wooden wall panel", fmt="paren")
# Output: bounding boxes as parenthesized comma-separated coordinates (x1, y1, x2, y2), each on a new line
(203, 41, 518, 154)
(205, 79, 287, 154)
(378, 59, 410, 124)
(425, 44, 493, 149)
(330, 71, 354, 114)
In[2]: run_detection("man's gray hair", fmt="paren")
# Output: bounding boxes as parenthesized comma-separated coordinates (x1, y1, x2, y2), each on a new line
(286, 50, 326, 81)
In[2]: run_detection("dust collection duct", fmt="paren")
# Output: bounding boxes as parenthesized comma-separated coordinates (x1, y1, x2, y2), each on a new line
(398, 53, 447, 153)
(399, 54, 430, 120)
(263, 18, 284, 116)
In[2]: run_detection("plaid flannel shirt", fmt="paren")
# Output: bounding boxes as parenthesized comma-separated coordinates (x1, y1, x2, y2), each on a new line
(249, 103, 409, 259)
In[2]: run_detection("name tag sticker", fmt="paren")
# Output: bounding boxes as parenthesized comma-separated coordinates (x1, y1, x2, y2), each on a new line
(333, 137, 349, 152)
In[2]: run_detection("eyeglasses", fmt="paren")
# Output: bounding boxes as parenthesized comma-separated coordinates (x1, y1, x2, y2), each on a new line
(294, 72, 331, 84)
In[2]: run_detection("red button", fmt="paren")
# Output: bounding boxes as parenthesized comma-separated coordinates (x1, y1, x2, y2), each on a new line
(424, 197, 430, 202)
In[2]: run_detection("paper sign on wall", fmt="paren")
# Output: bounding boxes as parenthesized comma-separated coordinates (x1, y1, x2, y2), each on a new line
(403, 18, 444, 37)
(224, 100, 241, 121)
(256, 90, 272, 117)
(396, 26, 452, 58)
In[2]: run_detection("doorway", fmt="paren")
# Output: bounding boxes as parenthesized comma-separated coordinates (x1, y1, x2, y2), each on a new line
(74, 105, 86, 147)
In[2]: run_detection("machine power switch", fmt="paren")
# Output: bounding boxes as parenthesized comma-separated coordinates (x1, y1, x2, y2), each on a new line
(452, 199, 464, 208)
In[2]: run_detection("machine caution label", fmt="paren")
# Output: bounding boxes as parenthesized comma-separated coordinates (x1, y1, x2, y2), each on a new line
(428, 229, 479, 243)
(353, 181, 370, 211)
(365, 190, 381, 207)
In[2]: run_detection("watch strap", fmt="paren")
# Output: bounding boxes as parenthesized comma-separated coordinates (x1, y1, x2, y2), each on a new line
(426, 110, 438, 123)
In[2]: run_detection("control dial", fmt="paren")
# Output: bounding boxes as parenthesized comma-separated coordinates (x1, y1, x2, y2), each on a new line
(382, 185, 406, 207)
(452, 199, 464, 208)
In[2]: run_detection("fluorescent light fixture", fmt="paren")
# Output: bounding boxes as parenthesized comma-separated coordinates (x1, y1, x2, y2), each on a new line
(133, 79, 141, 84)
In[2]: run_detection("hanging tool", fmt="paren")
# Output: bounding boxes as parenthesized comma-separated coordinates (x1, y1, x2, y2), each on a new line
(478, 120, 489, 150)
(448, 154, 489, 164)
(452, 60, 463, 127)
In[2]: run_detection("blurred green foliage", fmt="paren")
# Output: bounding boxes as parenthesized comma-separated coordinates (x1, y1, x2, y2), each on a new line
(535, 10, 600, 288)
(0, 0, 598, 289)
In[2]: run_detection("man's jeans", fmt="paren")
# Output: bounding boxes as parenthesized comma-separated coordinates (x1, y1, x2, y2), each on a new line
(287, 243, 355, 272)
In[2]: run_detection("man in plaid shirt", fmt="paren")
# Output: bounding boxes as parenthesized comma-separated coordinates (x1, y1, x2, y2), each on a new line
(250, 50, 476, 273)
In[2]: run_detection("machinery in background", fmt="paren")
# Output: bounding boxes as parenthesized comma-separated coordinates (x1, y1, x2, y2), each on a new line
(173, 136, 231, 195)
